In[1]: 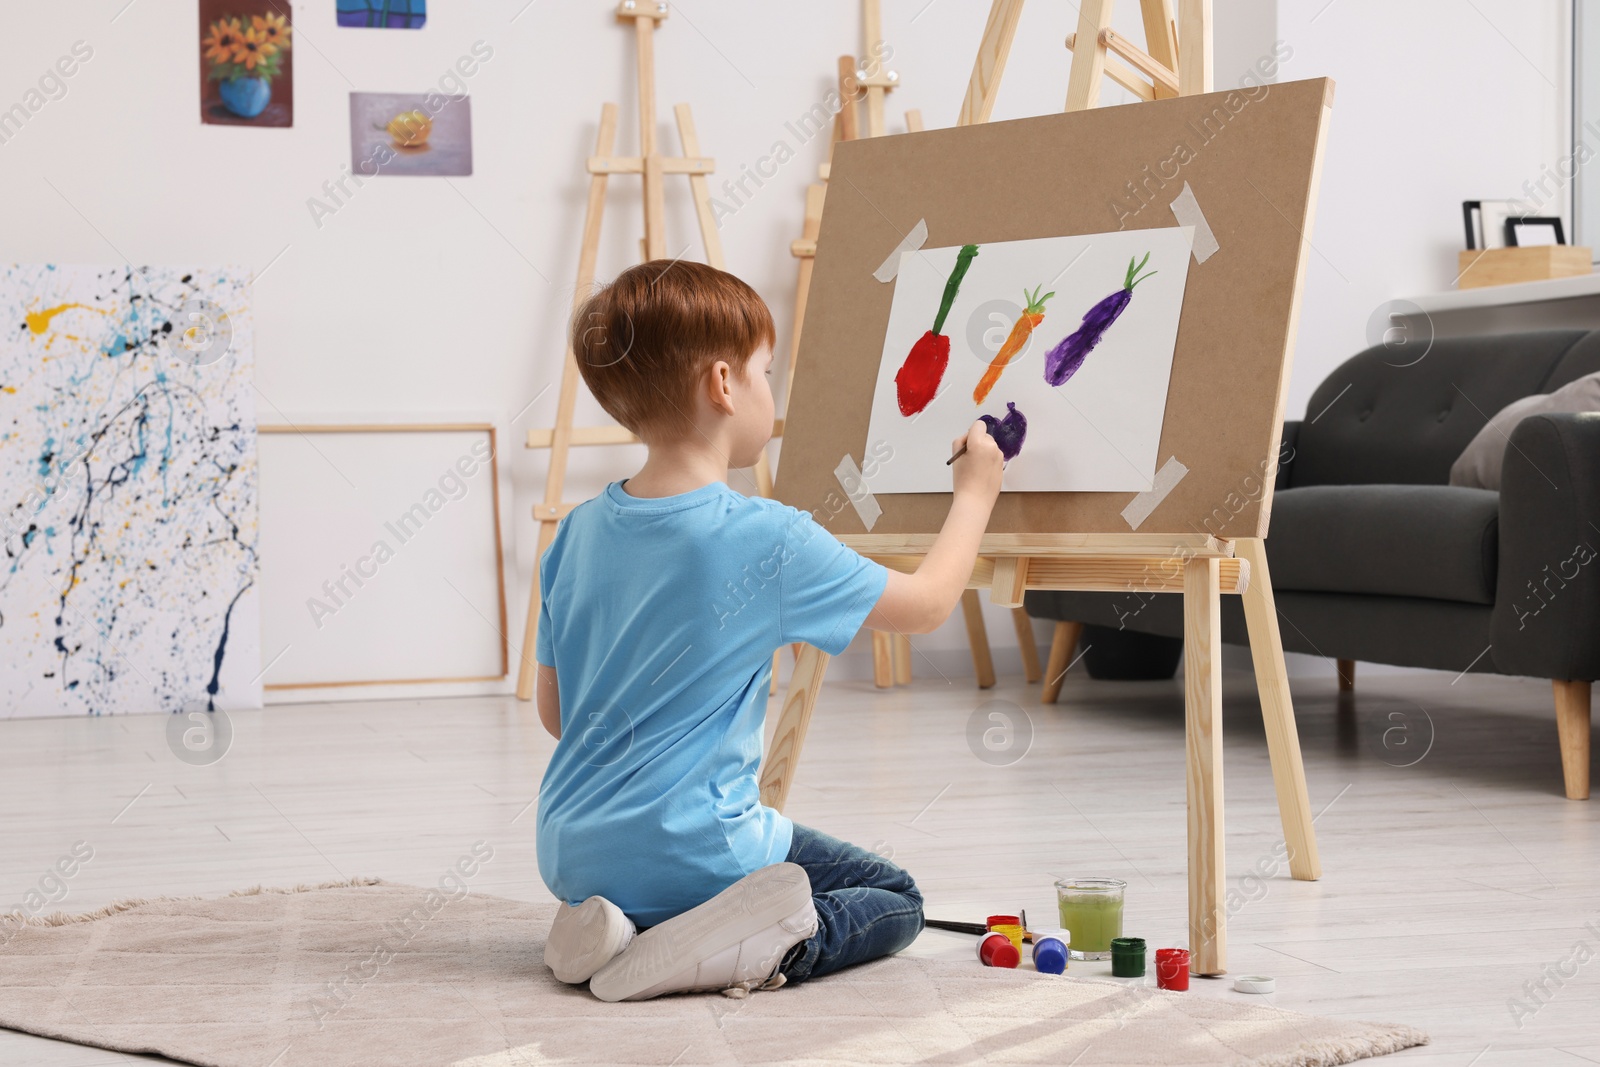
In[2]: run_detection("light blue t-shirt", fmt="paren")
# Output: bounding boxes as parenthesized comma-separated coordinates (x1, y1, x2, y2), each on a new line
(534, 479, 888, 926)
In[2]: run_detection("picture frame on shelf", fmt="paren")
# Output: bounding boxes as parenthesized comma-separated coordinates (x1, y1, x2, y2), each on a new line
(1474, 199, 1536, 250)
(1462, 200, 1484, 250)
(1506, 216, 1567, 246)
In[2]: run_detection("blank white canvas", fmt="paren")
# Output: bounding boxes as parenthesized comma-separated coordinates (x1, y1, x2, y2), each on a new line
(258, 428, 505, 689)
(863, 227, 1194, 494)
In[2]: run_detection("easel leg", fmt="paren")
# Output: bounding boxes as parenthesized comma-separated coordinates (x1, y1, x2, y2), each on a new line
(1041, 620, 1082, 705)
(892, 634, 912, 685)
(872, 632, 893, 688)
(961, 589, 997, 689)
(759, 644, 831, 813)
(1183, 557, 1226, 975)
(1012, 607, 1042, 683)
(519, 105, 617, 702)
(1235, 538, 1321, 881)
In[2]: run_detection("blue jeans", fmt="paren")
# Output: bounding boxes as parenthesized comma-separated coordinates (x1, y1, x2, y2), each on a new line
(778, 824, 924, 984)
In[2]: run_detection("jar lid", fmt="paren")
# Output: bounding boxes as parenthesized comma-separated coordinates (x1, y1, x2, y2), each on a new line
(1110, 937, 1146, 952)
(1032, 937, 1068, 975)
(977, 931, 1020, 968)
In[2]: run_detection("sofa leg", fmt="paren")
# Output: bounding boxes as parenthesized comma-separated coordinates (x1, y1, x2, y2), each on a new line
(1336, 659, 1356, 691)
(1041, 621, 1082, 705)
(1553, 680, 1592, 801)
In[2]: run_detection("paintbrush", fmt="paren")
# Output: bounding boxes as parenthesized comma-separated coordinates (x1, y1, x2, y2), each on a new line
(925, 918, 1038, 943)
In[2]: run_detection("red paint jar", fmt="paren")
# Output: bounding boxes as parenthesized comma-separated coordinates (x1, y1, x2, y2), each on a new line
(1156, 948, 1190, 990)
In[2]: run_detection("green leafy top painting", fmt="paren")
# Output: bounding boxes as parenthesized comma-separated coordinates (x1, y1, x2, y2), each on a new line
(198, 0, 293, 127)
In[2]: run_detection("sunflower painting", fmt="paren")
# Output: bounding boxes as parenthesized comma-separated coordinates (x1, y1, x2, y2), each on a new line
(198, 0, 293, 127)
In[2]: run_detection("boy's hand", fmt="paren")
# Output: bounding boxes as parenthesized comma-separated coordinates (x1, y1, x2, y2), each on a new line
(951, 421, 1003, 504)
(868, 421, 1004, 634)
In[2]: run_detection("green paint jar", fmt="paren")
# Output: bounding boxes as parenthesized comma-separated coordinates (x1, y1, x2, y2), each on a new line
(1111, 937, 1147, 978)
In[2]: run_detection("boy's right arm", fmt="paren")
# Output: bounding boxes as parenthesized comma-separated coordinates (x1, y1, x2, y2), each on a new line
(537, 663, 561, 739)
(865, 421, 1004, 635)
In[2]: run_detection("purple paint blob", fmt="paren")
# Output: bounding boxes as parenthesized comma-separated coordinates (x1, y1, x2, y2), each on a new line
(980, 402, 1028, 460)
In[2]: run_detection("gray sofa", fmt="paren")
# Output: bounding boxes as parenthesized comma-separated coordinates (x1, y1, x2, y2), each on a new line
(1025, 329, 1600, 799)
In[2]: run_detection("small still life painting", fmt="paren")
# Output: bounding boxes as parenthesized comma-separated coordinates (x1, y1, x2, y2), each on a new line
(864, 227, 1194, 493)
(0, 264, 261, 717)
(337, 0, 427, 29)
(349, 91, 473, 177)
(199, 0, 293, 127)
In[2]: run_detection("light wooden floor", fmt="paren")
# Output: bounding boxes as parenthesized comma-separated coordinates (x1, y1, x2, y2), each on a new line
(2, 665, 1597, 1065)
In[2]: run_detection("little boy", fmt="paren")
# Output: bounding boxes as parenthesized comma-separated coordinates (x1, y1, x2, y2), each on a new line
(534, 259, 1003, 1001)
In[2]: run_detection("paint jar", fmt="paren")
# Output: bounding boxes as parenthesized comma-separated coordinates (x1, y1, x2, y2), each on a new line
(985, 914, 1020, 929)
(977, 930, 1020, 969)
(990, 923, 1025, 950)
(1054, 878, 1125, 960)
(1110, 937, 1146, 977)
(1156, 948, 1191, 990)
(1032, 930, 1069, 975)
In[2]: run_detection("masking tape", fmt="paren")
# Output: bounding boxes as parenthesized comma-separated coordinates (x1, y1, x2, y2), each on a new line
(873, 218, 929, 282)
(833, 454, 882, 531)
(1169, 182, 1219, 264)
(1121, 456, 1189, 530)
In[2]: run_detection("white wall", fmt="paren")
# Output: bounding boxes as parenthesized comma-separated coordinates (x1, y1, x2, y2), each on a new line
(0, 1, 1571, 682)
(1276, 0, 1571, 418)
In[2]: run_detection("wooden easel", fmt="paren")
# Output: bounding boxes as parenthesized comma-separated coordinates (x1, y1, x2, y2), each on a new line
(786, 2, 1042, 693)
(760, 0, 1324, 977)
(515, 1, 773, 700)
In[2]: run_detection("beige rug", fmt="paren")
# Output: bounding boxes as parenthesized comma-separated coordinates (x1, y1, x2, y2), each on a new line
(0, 879, 1426, 1067)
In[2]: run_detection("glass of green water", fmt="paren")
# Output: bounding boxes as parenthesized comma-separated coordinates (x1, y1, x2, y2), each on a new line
(1055, 877, 1126, 960)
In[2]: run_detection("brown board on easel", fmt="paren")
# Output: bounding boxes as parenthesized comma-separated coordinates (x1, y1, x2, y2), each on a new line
(774, 78, 1334, 538)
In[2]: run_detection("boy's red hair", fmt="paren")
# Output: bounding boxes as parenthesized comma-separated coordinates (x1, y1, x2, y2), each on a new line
(572, 260, 776, 440)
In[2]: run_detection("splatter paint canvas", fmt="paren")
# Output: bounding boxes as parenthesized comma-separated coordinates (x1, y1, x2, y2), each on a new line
(863, 227, 1195, 494)
(0, 265, 261, 717)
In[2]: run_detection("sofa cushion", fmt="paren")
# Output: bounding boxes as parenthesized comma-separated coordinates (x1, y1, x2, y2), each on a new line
(1266, 484, 1499, 604)
(1021, 589, 1498, 676)
(1292, 330, 1589, 487)
(1449, 370, 1600, 491)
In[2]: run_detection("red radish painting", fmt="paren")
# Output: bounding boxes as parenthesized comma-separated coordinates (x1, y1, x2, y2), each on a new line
(972, 285, 1053, 405)
(1044, 252, 1156, 387)
(895, 243, 979, 416)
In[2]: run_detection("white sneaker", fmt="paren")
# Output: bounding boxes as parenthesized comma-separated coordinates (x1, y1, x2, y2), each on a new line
(589, 862, 817, 1002)
(544, 895, 636, 984)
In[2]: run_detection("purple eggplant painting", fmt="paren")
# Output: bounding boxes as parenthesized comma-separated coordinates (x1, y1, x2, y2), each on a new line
(980, 402, 1028, 460)
(1043, 252, 1157, 387)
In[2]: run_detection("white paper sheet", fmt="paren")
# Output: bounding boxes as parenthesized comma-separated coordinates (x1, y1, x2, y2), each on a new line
(863, 227, 1194, 493)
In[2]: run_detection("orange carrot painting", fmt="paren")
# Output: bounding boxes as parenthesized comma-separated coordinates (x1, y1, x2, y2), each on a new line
(972, 285, 1053, 404)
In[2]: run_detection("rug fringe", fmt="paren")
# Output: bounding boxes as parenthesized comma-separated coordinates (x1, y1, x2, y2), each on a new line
(0, 876, 386, 930)
(1250, 1024, 1430, 1067)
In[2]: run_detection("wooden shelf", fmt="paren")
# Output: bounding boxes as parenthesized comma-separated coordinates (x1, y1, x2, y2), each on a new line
(1457, 246, 1592, 290)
